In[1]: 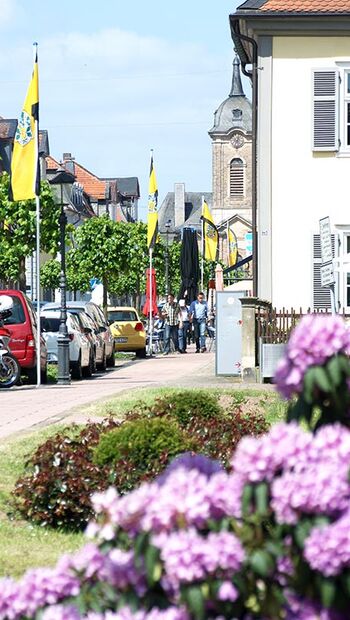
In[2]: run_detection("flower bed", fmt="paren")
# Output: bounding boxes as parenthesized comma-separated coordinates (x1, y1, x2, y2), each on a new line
(3, 315, 350, 618)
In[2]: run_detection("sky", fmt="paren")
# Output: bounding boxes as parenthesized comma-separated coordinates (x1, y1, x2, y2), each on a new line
(0, 0, 248, 220)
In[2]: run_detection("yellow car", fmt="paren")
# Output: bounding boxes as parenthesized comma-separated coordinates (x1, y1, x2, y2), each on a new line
(107, 306, 146, 357)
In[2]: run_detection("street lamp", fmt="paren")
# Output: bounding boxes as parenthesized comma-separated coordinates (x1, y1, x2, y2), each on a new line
(164, 219, 171, 295)
(50, 168, 75, 385)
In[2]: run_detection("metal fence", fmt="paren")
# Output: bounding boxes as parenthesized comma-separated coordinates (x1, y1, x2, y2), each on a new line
(257, 306, 350, 345)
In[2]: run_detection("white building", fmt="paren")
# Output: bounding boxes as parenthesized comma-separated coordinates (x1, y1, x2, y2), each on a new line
(231, 0, 350, 311)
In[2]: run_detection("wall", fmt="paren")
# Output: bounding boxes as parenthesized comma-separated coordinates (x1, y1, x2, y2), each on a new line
(262, 36, 350, 310)
(212, 134, 252, 225)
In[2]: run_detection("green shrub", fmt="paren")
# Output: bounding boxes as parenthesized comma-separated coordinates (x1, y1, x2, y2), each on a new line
(93, 417, 193, 475)
(133, 390, 222, 427)
(13, 419, 119, 531)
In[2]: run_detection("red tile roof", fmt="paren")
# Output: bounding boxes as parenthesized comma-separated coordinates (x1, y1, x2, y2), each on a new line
(261, 0, 350, 11)
(46, 155, 59, 170)
(45, 156, 106, 200)
(73, 162, 106, 200)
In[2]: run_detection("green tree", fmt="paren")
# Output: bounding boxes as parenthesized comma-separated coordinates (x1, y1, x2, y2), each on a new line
(66, 216, 130, 314)
(0, 172, 60, 290)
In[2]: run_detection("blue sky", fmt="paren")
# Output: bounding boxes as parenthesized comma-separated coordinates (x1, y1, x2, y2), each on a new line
(0, 0, 247, 219)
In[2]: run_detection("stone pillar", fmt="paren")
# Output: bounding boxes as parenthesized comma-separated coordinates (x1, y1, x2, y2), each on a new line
(239, 297, 272, 383)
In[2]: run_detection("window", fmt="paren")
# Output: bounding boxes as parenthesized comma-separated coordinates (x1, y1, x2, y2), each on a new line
(3, 296, 25, 325)
(229, 158, 244, 197)
(312, 70, 339, 151)
(108, 310, 137, 322)
(343, 71, 350, 150)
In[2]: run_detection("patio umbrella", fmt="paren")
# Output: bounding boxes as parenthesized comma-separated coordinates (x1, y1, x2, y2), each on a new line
(179, 227, 200, 304)
(142, 268, 157, 316)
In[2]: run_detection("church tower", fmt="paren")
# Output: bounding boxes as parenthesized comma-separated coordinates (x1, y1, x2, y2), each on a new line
(209, 54, 252, 226)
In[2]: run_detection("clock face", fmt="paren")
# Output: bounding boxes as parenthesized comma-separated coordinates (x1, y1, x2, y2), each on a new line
(231, 134, 244, 149)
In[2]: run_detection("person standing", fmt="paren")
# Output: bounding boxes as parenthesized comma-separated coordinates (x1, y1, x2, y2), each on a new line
(189, 292, 208, 353)
(178, 299, 190, 353)
(161, 293, 181, 355)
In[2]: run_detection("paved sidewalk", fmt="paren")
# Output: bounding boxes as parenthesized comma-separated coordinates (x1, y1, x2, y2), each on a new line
(0, 347, 229, 440)
(0, 346, 274, 441)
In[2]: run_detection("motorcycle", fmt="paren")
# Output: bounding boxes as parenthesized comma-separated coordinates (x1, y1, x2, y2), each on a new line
(0, 295, 21, 388)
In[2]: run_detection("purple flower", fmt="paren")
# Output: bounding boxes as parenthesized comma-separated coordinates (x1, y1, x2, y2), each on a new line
(41, 605, 81, 620)
(231, 423, 310, 483)
(284, 591, 347, 619)
(158, 453, 223, 484)
(152, 528, 244, 591)
(217, 581, 239, 602)
(274, 314, 350, 398)
(304, 510, 350, 576)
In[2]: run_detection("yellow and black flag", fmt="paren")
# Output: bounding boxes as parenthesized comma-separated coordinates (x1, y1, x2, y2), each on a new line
(147, 153, 158, 249)
(9, 45, 39, 201)
(228, 225, 238, 267)
(201, 200, 218, 261)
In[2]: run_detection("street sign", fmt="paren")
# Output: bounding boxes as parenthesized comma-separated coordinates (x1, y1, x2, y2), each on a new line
(319, 216, 333, 264)
(320, 262, 335, 287)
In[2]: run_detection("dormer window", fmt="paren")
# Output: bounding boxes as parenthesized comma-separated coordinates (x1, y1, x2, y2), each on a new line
(232, 109, 242, 120)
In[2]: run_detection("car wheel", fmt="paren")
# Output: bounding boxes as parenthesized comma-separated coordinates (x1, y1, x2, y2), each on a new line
(26, 367, 37, 384)
(82, 351, 94, 377)
(106, 344, 115, 368)
(97, 348, 107, 371)
(41, 366, 48, 384)
(135, 348, 147, 359)
(71, 353, 83, 380)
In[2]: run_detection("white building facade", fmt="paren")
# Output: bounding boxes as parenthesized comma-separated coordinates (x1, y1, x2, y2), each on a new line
(232, 1, 350, 311)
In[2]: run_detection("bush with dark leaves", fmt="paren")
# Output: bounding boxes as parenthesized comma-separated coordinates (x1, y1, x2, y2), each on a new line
(13, 419, 119, 531)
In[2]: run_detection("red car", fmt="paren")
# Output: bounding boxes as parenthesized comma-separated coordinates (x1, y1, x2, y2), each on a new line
(0, 290, 47, 383)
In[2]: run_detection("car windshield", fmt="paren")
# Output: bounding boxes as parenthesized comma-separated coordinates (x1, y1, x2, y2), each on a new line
(108, 310, 138, 322)
(3, 296, 25, 325)
(41, 317, 60, 332)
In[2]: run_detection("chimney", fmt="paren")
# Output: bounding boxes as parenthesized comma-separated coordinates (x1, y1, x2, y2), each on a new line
(174, 183, 185, 229)
(62, 153, 75, 176)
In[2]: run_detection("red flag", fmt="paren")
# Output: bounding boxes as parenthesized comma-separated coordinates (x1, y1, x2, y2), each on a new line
(142, 268, 157, 316)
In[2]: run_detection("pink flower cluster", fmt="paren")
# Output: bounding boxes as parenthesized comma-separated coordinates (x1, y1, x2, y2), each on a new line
(285, 592, 346, 620)
(152, 529, 244, 591)
(231, 423, 311, 483)
(274, 314, 350, 398)
(41, 607, 190, 620)
(88, 468, 243, 539)
(304, 510, 350, 576)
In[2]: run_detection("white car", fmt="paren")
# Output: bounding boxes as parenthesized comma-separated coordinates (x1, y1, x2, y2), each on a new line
(40, 310, 93, 380)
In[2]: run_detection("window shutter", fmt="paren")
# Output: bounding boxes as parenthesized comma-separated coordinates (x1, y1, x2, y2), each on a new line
(230, 158, 245, 197)
(312, 70, 339, 151)
(312, 233, 336, 309)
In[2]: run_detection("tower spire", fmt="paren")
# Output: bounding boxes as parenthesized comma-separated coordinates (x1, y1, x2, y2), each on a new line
(229, 52, 244, 97)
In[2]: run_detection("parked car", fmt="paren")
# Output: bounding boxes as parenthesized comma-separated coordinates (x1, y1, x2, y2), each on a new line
(42, 303, 107, 371)
(107, 306, 146, 357)
(40, 309, 93, 380)
(0, 289, 47, 383)
(66, 301, 115, 367)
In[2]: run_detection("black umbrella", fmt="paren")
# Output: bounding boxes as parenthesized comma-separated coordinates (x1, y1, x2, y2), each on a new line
(178, 227, 200, 304)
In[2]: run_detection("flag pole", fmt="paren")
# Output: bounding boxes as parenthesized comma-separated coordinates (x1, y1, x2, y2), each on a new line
(149, 248, 153, 356)
(201, 196, 204, 291)
(33, 42, 41, 388)
(227, 221, 230, 266)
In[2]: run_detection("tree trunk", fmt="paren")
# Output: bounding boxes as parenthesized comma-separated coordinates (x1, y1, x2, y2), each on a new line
(102, 275, 108, 318)
(18, 256, 27, 293)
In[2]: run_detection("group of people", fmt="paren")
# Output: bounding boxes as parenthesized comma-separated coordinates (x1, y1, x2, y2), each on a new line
(159, 292, 214, 355)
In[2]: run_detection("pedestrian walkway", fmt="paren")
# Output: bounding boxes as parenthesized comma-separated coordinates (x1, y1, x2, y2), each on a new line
(0, 345, 274, 441)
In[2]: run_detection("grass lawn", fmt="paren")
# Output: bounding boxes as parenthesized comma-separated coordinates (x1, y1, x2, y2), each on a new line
(0, 387, 286, 578)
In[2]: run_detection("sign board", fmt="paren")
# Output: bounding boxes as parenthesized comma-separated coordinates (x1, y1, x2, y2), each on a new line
(320, 262, 335, 287)
(245, 232, 253, 254)
(319, 217, 333, 264)
(215, 291, 243, 376)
